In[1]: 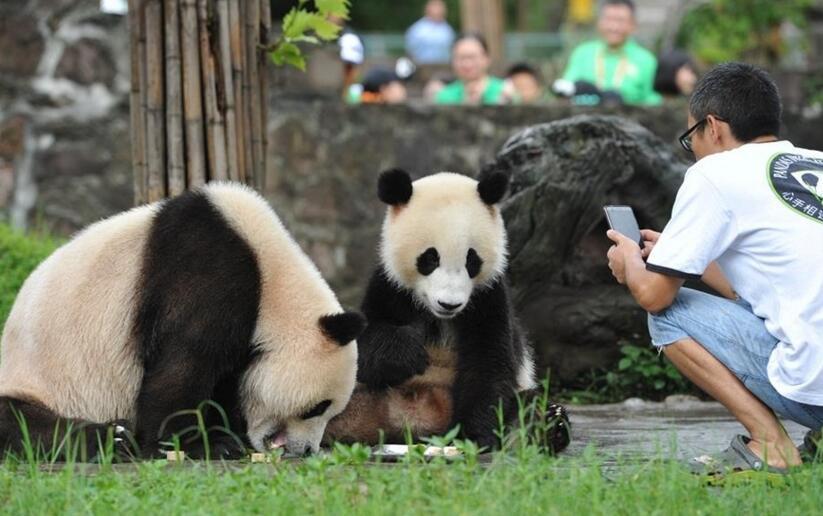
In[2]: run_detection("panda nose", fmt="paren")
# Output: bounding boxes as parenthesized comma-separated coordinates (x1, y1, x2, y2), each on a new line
(438, 301, 461, 311)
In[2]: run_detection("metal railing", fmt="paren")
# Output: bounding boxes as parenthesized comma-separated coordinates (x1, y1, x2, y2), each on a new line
(359, 32, 568, 60)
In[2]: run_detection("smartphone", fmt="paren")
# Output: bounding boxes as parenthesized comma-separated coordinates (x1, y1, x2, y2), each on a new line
(603, 205, 644, 248)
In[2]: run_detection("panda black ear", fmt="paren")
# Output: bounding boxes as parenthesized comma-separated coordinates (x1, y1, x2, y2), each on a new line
(319, 312, 366, 347)
(377, 168, 413, 205)
(477, 171, 509, 205)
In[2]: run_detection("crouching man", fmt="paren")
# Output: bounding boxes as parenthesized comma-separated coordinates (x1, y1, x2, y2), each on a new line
(606, 62, 823, 474)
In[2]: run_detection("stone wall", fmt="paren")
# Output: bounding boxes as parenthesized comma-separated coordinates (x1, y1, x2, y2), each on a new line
(0, 0, 132, 234)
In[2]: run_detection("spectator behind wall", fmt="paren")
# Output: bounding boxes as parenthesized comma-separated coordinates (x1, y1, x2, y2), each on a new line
(405, 0, 456, 64)
(358, 67, 408, 104)
(505, 63, 549, 104)
(654, 50, 699, 97)
(435, 33, 507, 105)
(331, 14, 365, 101)
(561, 0, 661, 106)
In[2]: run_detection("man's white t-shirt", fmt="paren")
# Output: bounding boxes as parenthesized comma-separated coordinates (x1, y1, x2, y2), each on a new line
(647, 140, 823, 406)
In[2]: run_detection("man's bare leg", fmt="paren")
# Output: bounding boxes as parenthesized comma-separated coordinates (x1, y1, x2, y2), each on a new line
(663, 338, 801, 468)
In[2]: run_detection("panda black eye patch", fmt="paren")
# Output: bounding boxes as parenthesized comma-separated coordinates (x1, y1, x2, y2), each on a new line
(466, 248, 483, 278)
(300, 399, 332, 420)
(416, 247, 440, 276)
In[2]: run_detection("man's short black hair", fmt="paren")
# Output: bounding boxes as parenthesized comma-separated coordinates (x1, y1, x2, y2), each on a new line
(602, 0, 635, 14)
(689, 62, 782, 142)
(506, 63, 540, 82)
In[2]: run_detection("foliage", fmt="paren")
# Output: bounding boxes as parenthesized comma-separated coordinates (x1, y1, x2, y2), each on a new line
(561, 342, 696, 404)
(274, 0, 568, 33)
(269, 0, 351, 70)
(676, 0, 813, 65)
(0, 224, 61, 332)
(805, 72, 823, 108)
(2, 443, 823, 513)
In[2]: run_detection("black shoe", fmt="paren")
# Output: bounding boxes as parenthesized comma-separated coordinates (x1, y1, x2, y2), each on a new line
(798, 430, 821, 462)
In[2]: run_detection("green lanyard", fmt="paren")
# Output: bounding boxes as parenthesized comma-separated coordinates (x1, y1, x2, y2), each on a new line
(595, 47, 629, 90)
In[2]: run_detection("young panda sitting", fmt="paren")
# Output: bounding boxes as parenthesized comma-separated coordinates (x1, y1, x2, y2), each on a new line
(325, 170, 569, 452)
(0, 183, 363, 460)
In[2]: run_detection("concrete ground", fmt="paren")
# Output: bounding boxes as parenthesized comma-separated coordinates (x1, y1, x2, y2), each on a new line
(565, 396, 808, 462)
(32, 397, 811, 473)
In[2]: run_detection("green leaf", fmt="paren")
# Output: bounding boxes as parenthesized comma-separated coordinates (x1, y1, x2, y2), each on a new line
(282, 9, 341, 42)
(308, 16, 342, 40)
(290, 35, 320, 45)
(282, 9, 317, 39)
(654, 379, 665, 390)
(618, 358, 633, 371)
(316, 0, 350, 18)
(270, 42, 306, 71)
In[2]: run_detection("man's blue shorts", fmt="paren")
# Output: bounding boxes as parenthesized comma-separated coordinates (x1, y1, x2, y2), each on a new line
(648, 287, 823, 431)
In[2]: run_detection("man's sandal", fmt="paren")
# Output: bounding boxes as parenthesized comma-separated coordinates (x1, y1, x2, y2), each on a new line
(798, 430, 821, 462)
(687, 435, 789, 476)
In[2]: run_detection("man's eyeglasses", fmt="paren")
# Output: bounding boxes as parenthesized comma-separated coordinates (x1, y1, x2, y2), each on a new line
(679, 116, 727, 153)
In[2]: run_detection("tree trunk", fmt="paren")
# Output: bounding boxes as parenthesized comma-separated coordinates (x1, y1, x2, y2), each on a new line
(129, 0, 270, 204)
(459, 0, 506, 67)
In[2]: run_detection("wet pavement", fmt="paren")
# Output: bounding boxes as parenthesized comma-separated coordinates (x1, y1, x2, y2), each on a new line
(565, 396, 807, 462)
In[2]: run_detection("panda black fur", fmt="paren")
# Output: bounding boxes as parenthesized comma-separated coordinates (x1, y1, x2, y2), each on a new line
(326, 170, 569, 451)
(0, 183, 363, 459)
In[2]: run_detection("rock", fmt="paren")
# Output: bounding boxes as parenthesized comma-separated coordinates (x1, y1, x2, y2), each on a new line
(664, 394, 703, 407)
(0, 116, 27, 163)
(490, 115, 690, 382)
(0, 9, 44, 78)
(622, 398, 648, 409)
(32, 112, 133, 234)
(55, 38, 117, 87)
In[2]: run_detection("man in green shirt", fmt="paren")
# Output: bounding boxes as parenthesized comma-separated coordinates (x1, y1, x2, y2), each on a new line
(561, 0, 661, 106)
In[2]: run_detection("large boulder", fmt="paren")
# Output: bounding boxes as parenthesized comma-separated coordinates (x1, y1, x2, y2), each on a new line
(488, 115, 690, 382)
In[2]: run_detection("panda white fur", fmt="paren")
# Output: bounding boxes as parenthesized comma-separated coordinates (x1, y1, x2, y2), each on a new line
(0, 182, 363, 459)
(324, 170, 569, 452)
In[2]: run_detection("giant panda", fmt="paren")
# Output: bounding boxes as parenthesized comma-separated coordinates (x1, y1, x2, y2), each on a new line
(0, 182, 363, 459)
(324, 170, 569, 452)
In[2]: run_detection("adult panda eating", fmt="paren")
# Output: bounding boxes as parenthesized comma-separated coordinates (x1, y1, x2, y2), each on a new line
(0, 183, 363, 459)
(325, 170, 569, 452)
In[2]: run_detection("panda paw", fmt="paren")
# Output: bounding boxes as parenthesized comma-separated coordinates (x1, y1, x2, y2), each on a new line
(359, 347, 430, 390)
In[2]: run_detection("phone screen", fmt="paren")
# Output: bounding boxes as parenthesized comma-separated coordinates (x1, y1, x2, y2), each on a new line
(603, 205, 643, 248)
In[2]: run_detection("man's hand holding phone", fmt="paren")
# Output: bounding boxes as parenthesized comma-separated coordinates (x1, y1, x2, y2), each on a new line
(640, 229, 661, 260)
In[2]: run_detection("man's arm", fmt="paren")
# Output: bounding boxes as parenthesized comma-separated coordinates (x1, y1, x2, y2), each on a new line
(608, 230, 683, 313)
(640, 228, 737, 301)
(701, 262, 736, 300)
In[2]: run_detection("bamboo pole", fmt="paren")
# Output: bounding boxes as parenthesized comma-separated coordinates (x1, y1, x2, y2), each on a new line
(459, 0, 505, 68)
(246, 0, 262, 188)
(257, 0, 270, 191)
(199, 0, 228, 181)
(239, 0, 253, 185)
(181, 0, 207, 188)
(144, 0, 167, 202)
(128, 0, 147, 205)
(164, 0, 185, 196)
(217, 0, 238, 182)
(229, 0, 247, 182)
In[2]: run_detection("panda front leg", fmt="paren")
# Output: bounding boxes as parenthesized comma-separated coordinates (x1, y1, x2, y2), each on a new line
(450, 357, 520, 450)
(451, 282, 524, 450)
(134, 353, 246, 460)
(0, 395, 133, 461)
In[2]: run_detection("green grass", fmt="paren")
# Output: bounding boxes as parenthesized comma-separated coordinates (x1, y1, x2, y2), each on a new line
(0, 223, 61, 330)
(0, 446, 821, 515)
